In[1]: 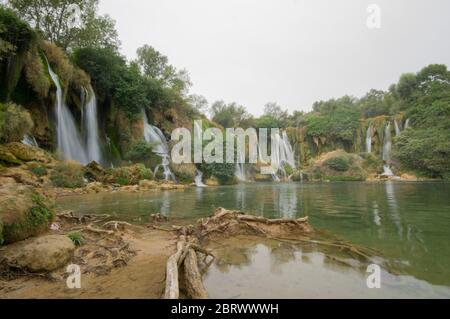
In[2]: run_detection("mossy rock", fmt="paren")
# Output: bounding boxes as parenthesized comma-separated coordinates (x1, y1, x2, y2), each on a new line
(6, 143, 54, 163)
(0, 184, 54, 245)
(0, 145, 21, 165)
(109, 164, 153, 185)
(170, 163, 197, 183)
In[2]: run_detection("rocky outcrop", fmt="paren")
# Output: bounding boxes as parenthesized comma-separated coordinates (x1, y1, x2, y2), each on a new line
(0, 235, 75, 272)
(0, 184, 54, 244)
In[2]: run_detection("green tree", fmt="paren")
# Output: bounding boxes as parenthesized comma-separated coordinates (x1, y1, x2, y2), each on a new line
(8, 0, 120, 51)
(210, 101, 252, 128)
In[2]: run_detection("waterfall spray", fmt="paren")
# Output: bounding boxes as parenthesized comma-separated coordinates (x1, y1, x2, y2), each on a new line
(394, 120, 401, 136)
(382, 122, 394, 176)
(142, 111, 175, 181)
(47, 58, 88, 164)
(83, 87, 102, 164)
(366, 126, 372, 153)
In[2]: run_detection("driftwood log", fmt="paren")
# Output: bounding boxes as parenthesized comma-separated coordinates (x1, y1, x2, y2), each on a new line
(163, 207, 314, 299)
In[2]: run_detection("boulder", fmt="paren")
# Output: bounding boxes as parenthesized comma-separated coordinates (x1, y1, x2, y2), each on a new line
(0, 235, 75, 272)
(0, 184, 54, 244)
(6, 143, 54, 164)
(0, 145, 21, 165)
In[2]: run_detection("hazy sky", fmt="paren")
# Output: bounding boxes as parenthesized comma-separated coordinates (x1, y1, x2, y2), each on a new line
(99, 0, 450, 116)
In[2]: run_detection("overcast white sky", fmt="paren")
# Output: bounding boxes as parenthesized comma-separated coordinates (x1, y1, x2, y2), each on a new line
(99, 0, 450, 116)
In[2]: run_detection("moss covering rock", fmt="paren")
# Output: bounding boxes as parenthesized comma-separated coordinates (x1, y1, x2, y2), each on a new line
(170, 163, 197, 183)
(305, 150, 368, 182)
(50, 161, 86, 188)
(0, 184, 54, 244)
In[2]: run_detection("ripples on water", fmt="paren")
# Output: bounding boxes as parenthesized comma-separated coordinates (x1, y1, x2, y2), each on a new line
(58, 181, 450, 298)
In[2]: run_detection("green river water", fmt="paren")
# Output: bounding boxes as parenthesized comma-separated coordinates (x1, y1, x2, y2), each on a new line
(57, 181, 450, 298)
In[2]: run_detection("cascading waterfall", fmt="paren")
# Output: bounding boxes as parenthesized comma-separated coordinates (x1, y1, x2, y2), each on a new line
(382, 122, 394, 176)
(83, 86, 102, 164)
(22, 135, 38, 147)
(394, 120, 401, 136)
(142, 111, 175, 181)
(268, 130, 296, 181)
(404, 118, 411, 129)
(47, 59, 88, 164)
(235, 150, 247, 182)
(195, 170, 207, 187)
(366, 126, 372, 153)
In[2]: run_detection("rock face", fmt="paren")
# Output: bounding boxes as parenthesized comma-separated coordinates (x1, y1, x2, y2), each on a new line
(0, 184, 54, 244)
(0, 235, 75, 272)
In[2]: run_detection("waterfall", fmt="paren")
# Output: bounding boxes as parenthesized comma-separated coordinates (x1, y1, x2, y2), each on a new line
(235, 150, 247, 182)
(22, 135, 38, 147)
(268, 130, 296, 181)
(382, 122, 394, 176)
(142, 111, 175, 181)
(404, 118, 411, 129)
(47, 59, 88, 164)
(366, 126, 372, 153)
(195, 170, 207, 187)
(83, 87, 102, 164)
(394, 120, 401, 136)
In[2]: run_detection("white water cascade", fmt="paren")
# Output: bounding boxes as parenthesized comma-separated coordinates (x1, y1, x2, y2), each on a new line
(269, 130, 296, 181)
(22, 135, 38, 147)
(47, 60, 88, 164)
(195, 170, 207, 187)
(366, 126, 372, 153)
(83, 87, 102, 164)
(235, 150, 247, 182)
(142, 111, 175, 181)
(382, 123, 394, 176)
(404, 118, 411, 129)
(394, 120, 401, 136)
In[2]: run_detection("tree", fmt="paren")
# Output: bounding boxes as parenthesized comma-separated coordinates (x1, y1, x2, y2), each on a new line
(188, 94, 209, 114)
(210, 101, 252, 128)
(8, 0, 120, 51)
(136, 44, 191, 95)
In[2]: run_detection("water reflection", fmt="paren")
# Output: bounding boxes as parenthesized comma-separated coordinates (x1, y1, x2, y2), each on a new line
(58, 182, 450, 287)
(204, 237, 450, 299)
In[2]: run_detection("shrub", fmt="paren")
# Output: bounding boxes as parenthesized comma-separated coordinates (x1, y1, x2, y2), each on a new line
(110, 164, 153, 185)
(325, 155, 350, 172)
(201, 162, 236, 185)
(31, 165, 47, 177)
(41, 41, 74, 85)
(0, 102, 33, 143)
(68, 232, 84, 247)
(124, 139, 155, 162)
(50, 161, 85, 188)
(23, 50, 50, 98)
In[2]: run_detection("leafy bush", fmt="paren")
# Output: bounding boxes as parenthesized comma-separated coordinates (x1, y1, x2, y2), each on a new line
(31, 165, 47, 177)
(110, 164, 153, 185)
(124, 139, 155, 162)
(23, 50, 51, 98)
(201, 162, 236, 185)
(325, 155, 350, 172)
(68, 232, 84, 247)
(0, 102, 33, 143)
(50, 161, 85, 188)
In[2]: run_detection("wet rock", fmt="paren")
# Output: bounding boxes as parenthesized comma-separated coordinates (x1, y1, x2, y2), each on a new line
(0, 235, 75, 272)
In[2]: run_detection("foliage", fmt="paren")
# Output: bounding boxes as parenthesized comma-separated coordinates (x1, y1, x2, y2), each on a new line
(210, 101, 253, 128)
(124, 139, 155, 162)
(23, 50, 51, 97)
(9, 0, 120, 51)
(68, 232, 84, 246)
(136, 44, 191, 95)
(325, 155, 350, 172)
(110, 164, 153, 185)
(50, 161, 85, 188)
(201, 162, 236, 185)
(0, 102, 33, 143)
(31, 165, 47, 177)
